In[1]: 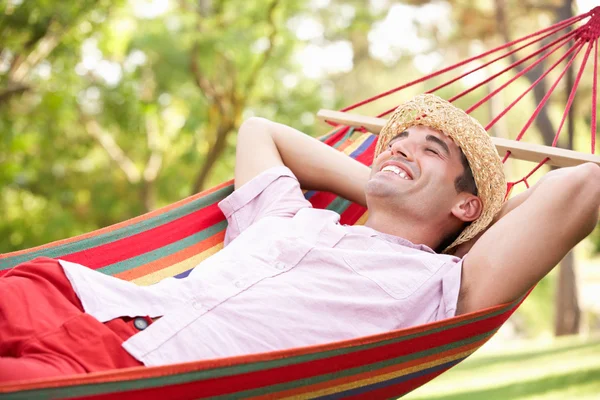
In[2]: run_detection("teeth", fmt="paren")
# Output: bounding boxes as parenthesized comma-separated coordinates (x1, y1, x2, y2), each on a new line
(381, 165, 411, 180)
(382, 165, 401, 174)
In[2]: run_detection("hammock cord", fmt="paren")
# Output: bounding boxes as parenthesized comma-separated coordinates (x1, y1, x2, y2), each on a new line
(336, 10, 591, 114)
(425, 23, 577, 98)
(484, 34, 581, 131)
(514, 41, 584, 144)
(461, 29, 580, 112)
(592, 37, 598, 153)
(553, 39, 595, 147)
(330, 6, 599, 191)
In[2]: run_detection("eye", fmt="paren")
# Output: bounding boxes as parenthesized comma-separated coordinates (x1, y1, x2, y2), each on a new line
(426, 148, 439, 155)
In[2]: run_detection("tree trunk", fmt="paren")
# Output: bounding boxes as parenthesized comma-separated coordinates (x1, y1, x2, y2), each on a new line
(494, 0, 581, 336)
(554, 0, 580, 335)
(191, 120, 236, 193)
(554, 0, 580, 336)
(554, 251, 581, 335)
(140, 175, 157, 213)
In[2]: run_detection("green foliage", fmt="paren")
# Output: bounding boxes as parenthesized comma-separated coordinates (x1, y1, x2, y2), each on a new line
(0, 0, 379, 251)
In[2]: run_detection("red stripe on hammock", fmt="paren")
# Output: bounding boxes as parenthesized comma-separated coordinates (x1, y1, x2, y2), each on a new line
(59, 203, 224, 270)
(191, 311, 513, 399)
(308, 137, 375, 210)
(69, 304, 514, 400)
(339, 203, 367, 226)
(114, 230, 226, 281)
(323, 126, 351, 146)
(356, 138, 377, 166)
(1, 300, 516, 393)
(256, 336, 488, 399)
(0, 181, 232, 260)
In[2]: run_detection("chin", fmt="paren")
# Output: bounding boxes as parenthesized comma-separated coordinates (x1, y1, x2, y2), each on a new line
(365, 179, 385, 196)
(365, 179, 402, 200)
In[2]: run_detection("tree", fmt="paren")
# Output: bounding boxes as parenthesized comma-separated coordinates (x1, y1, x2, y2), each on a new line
(495, 0, 583, 336)
(0, 0, 388, 252)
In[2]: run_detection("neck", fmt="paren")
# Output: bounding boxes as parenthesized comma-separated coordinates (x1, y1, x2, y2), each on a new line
(364, 209, 442, 250)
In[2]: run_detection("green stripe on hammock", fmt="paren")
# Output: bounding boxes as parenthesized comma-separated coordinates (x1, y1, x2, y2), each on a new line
(98, 221, 228, 276)
(0, 186, 233, 270)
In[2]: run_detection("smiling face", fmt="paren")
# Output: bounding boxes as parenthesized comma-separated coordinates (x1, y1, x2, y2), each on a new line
(365, 125, 483, 248)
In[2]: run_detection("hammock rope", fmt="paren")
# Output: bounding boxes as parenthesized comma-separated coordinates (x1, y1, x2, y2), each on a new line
(1, 7, 599, 400)
(329, 6, 599, 190)
(338, 11, 591, 114)
(592, 36, 598, 151)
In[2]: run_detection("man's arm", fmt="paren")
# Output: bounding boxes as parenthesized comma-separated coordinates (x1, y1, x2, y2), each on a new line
(456, 163, 600, 315)
(451, 167, 575, 258)
(235, 117, 370, 206)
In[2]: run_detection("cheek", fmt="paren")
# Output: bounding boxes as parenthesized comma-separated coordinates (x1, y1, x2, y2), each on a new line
(423, 162, 457, 190)
(370, 152, 389, 174)
(373, 151, 388, 164)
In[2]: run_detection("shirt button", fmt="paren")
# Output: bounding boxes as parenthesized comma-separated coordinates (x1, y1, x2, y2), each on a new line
(275, 262, 286, 270)
(133, 317, 149, 331)
(192, 301, 203, 310)
(235, 280, 244, 288)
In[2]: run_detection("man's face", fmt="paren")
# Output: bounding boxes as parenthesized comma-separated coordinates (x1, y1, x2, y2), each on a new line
(366, 125, 468, 221)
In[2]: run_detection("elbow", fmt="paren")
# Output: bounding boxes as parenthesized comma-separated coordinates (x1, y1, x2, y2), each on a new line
(571, 162, 600, 195)
(566, 162, 600, 235)
(238, 117, 272, 138)
(557, 162, 600, 192)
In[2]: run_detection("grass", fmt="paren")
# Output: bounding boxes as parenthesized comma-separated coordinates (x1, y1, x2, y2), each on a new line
(404, 335, 600, 400)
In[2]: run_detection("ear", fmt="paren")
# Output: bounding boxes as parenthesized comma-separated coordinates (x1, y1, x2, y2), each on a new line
(450, 194, 483, 222)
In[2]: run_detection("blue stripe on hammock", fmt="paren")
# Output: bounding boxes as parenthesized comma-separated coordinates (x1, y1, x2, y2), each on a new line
(175, 268, 193, 279)
(349, 134, 376, 160)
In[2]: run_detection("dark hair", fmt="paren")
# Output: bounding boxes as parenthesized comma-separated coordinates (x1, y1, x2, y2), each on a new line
(454, 151, 477, 195)
(436, 150, 478, 253)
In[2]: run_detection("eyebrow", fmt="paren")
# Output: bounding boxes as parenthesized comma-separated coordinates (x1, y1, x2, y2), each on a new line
(425, 134, 450, 156)
(388, 130, 409, 143)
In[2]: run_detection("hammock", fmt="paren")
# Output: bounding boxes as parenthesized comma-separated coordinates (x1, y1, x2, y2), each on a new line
(1, 6, 599, 400)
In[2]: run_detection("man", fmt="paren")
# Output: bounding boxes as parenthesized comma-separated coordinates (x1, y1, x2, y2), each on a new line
(1, 94, 598, 382)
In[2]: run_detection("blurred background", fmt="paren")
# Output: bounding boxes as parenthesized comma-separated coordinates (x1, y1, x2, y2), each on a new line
(1, 0, 599, 397)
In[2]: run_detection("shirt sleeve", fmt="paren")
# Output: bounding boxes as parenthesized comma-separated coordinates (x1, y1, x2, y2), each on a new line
(218, 166, 312, 245)
(435, 257, 463, 320)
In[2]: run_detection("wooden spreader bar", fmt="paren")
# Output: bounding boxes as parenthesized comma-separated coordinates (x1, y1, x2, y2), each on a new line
(317, 109, 600, 168)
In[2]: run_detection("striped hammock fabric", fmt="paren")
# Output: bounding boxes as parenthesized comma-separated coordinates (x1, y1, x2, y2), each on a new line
(0, 127, 521, 400)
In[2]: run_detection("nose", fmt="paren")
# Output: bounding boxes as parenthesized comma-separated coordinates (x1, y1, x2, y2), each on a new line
(389, 139, 413, 161)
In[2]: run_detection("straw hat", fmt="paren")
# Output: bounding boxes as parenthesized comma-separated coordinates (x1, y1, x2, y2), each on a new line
(375, 93, 506, 253)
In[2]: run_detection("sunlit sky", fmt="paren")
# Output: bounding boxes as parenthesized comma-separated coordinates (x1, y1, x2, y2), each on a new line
(79, 0, 598, 87)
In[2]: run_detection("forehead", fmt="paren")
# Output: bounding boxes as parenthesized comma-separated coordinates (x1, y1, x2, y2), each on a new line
(405, 125, 452, 142)
(390, 125, 459, 149)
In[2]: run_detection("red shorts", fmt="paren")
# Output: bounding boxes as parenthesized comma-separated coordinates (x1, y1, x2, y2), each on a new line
(0, 257, 147, 383)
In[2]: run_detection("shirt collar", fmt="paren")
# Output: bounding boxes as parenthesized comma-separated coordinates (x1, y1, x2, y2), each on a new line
(343, 225, 437, 254)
